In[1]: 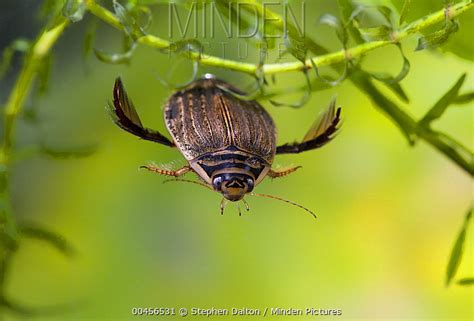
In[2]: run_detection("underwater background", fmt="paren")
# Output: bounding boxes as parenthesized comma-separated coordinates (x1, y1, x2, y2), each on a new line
(0, 0, 472, 320)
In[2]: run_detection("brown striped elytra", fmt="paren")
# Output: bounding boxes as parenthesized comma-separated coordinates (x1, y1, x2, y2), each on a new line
(109, 74, 341, 218)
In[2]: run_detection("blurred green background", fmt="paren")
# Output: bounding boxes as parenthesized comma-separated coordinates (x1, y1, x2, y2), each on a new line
(0, 0, 473, 320)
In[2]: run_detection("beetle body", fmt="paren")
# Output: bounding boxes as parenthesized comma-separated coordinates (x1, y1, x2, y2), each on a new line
(110, 74, 341, 207)
(164, 76, 275, 200)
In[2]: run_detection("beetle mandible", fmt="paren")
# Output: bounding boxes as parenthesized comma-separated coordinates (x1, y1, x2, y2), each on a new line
(109, 74, 341, 217)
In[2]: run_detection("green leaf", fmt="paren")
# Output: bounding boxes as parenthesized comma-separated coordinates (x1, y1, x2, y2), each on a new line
(269, 68, 312, 108)
(114, 0, 135, 35)
(430, 132, 473, 176)
(420, 73, 466, 126)
(113, 0, 146, 38)
(94, 35, 137, 65)
(359, 25, 391, 41)
(446, 227, 466, 287)
(337, 0, 355, 23)
(128, 5, 153, 33)
(312, 57, 348, 87)
(260, 80, 331, 101)
(0, 39, 30, 79)
(399, 0, 411, 25)
(453, 92, 474, 105)
(39, 0, 63, 21)
(337, 0, 365, 44)
(398, 0, 473, 60)
(446, 207, 472, 287)
(315, 14, 349, 86)
(172, 39, 204, 57)
(442, 7, 474, 61)
(94, 47, 135, 64)
(319, 14, 348, 46)
(19, 224, 75, 257)
(155, 39, 204, 90)
(382, 81, 409, 103)
(284, 35, 307, 63)
(377, 5, 396, 26)
(457, 278, 474, 286)
(369, 44, 411, 84)
(416, 20, 459, 51)
(303, 39, 329, 57)
(349, 4, 397, 37)
(268, 35, 314, 107)
(62, 0, 86, 23)
(173, 39, 204, 88)
(389, 0, 423, 24)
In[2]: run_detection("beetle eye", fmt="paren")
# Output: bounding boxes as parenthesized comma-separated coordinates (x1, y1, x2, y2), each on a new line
(212, 176, 223, 191)
(246, 177, 254, 192)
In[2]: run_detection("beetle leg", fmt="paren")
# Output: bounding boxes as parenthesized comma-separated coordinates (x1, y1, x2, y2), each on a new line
(140, 165, 192, 177)
(109, 78, 175, 147)
(220, 198, 228, 215)
(276, 98, 341, 154)
(268, 166, 302, 178)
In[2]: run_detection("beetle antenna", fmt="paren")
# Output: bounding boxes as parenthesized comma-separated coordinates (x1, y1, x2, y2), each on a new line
(250, 193, 317, 219)
(163, 178, 212, 190)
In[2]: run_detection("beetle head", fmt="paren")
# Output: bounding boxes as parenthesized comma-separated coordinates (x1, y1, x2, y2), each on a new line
(212, 173, 254, 201)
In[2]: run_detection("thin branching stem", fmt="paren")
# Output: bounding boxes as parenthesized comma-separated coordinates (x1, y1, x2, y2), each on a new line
(352, 72, 473, 175)
(242, 0, 473, 175)
(0, 16, 69, 223)
(84, 0, 474, 174)
(1, 20, 69, 164)
(84, 0, 473, 75)
(0, 16, 69, 308)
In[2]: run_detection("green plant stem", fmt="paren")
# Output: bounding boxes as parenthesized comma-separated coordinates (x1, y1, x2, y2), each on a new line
(84, 0, 473, 175)
(1, 19, 69, 165)
(247, 0, 473, 175)
(353, 72, 473, 175)
(0, 17, 69, 266)
(85, 0, 473, 75)
(85, 0, 257, 73)
(0, 14, 68, 315)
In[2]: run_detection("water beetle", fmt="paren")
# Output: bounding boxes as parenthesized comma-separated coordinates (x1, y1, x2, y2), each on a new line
(109, 74, 341, 217)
